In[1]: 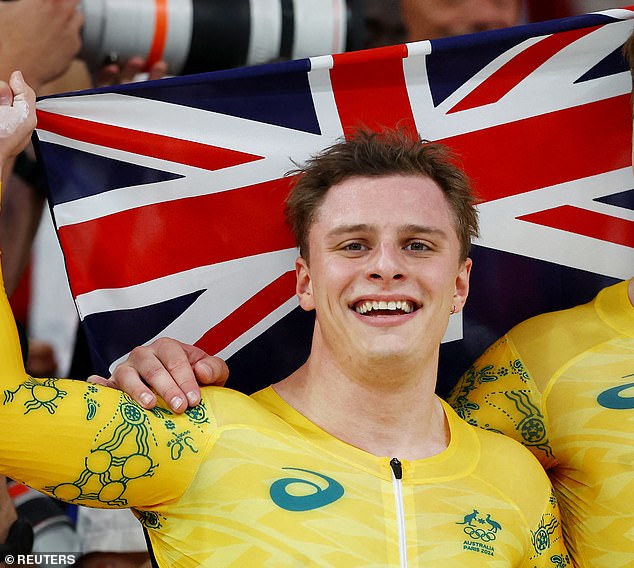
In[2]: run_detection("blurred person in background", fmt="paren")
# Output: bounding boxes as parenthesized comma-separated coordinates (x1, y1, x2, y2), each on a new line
(364, 0, 630, 49)
(364, 0, 523, 47)
(400, 0, 521, 41)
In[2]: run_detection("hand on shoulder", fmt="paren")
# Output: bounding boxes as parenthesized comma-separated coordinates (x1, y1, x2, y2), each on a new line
(88, 337, 229, 413)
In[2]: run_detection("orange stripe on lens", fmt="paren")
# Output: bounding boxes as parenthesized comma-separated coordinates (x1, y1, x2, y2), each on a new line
(145, 0, 169, 71)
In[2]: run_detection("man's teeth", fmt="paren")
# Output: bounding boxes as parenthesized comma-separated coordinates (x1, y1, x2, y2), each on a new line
(355, 300, 414, 314)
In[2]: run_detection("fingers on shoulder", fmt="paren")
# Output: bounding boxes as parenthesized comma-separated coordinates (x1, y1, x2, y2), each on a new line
(193, 356, 229, 386)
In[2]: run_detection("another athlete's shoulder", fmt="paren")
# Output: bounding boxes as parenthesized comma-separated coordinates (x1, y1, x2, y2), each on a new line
(447, 334, 534, 419)
(508, 279, 630, 347)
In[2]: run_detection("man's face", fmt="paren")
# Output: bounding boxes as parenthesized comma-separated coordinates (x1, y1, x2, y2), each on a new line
(401, 0, 520, 41)
(295, 174, 471, 374)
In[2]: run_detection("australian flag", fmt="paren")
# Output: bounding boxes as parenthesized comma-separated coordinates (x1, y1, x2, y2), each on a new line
(34, 7, 634, 396)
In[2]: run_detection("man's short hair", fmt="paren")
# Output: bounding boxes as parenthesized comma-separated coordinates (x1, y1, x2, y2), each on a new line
(285, 128, 479, 263)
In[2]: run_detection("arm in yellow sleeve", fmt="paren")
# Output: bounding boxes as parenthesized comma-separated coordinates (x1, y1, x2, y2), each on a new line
(0, 73, 211, 511)
(446, 335, 556, 470)
(0, 259, 212, 509)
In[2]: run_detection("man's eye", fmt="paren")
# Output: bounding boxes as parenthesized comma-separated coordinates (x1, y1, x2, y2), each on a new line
(343, 242, 366, 251)
(405, 242, 429, 252)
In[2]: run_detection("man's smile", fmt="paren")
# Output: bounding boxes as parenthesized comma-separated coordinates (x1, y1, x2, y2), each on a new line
(352, 299, 418, 316)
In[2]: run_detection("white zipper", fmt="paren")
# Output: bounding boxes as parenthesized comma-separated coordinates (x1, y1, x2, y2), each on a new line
(390, 458, 407, 568)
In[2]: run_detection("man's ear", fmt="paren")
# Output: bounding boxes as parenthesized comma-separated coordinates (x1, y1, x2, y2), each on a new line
(296, 256, 315, 311)
(452, 257, 472, 313)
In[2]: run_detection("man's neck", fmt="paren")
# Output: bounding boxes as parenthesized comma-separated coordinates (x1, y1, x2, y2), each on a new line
(273, 354, 449, 461)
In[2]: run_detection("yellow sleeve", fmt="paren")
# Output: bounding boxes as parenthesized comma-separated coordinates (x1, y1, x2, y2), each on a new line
(0, 261, 211, 510)
(446, 336, 556, 470)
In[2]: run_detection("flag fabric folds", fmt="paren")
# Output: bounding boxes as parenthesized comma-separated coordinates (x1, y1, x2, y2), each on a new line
(34, 7, 634, 395)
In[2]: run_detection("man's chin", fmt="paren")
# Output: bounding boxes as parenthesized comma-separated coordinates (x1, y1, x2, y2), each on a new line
(357, 340, 414, 366)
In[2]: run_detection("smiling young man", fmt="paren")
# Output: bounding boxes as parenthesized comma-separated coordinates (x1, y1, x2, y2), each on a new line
(0, 74, 568, 565)
(270, 141, 477, 462)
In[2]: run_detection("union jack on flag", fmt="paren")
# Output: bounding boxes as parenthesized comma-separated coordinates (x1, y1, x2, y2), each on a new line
(34, 7, 634, 395)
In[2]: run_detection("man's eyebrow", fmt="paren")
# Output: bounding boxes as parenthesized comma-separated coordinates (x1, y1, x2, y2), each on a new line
(325, 224, 373, 238)
(399, 224, 449, 238)
(325, 224, 450, 238)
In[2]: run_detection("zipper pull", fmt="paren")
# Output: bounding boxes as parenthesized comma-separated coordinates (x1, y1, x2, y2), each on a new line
(390, 457, 402, 480)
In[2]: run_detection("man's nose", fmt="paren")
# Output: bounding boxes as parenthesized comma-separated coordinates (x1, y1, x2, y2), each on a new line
(367, 243, 405, 281)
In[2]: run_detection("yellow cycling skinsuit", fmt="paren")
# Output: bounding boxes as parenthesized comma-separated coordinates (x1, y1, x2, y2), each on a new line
(0, 272, 569, 566)
(448, 280, 634, 568)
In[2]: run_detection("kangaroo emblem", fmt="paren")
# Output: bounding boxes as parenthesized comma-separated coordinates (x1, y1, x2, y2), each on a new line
(457, 509, 479, 526)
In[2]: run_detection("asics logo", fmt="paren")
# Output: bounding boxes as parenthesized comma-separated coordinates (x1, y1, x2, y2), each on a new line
(270, 468, 344, 511)
(597, 381, 634, 410)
